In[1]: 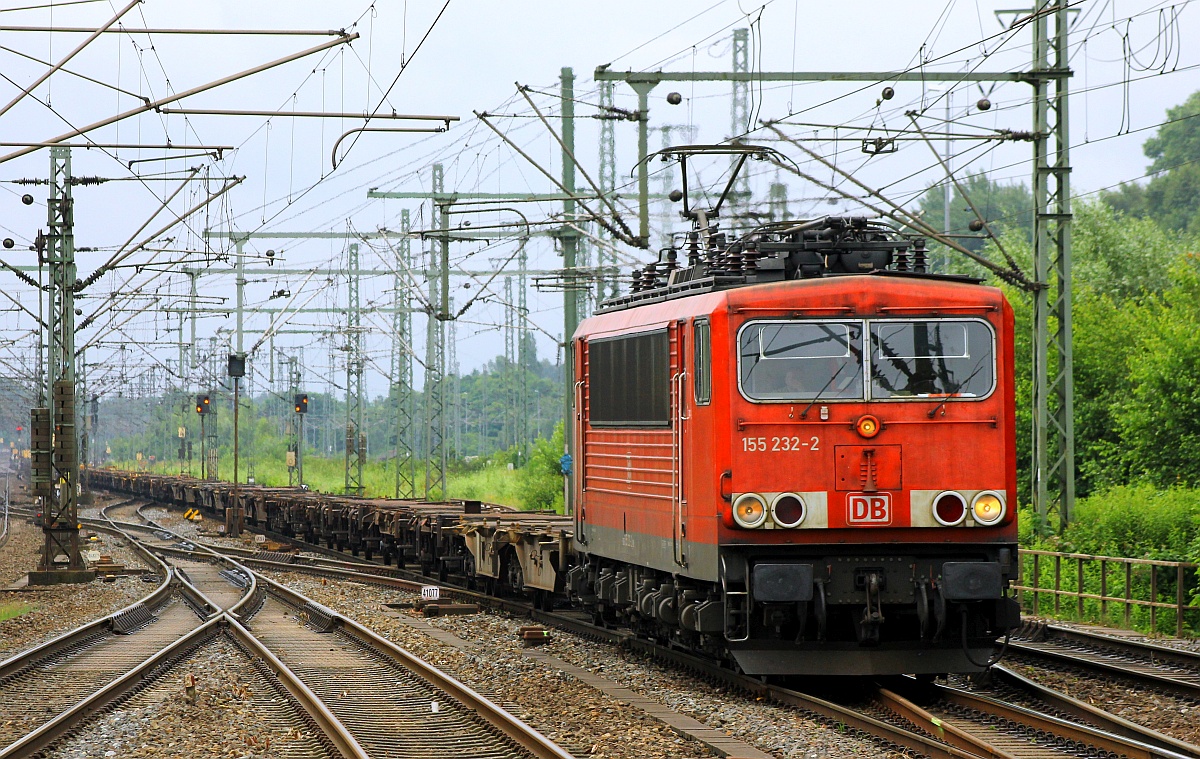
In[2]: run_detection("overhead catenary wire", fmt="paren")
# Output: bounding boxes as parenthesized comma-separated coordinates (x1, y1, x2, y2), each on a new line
(1, 0, 1194, 406)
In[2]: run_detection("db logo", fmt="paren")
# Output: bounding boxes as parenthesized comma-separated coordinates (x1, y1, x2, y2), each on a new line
(847, 493, 891, 525)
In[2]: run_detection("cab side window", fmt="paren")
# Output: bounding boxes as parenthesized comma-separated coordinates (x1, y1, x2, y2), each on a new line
(694, 319, 711, 405)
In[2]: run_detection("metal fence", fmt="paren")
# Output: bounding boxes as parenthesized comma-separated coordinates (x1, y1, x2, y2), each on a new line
(1015, 549, 1200, 637)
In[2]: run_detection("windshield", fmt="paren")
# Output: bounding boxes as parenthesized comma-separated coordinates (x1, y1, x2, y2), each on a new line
(869, 320, 994, 399)
(738, 321, 864, 400)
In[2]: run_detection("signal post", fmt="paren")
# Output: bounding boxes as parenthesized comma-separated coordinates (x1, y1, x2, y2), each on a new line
(293, 393, 307, 487)
(195, 393, 211, 479)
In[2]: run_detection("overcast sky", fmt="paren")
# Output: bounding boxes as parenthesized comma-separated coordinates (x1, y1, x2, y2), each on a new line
(0, 0, 1195, 402)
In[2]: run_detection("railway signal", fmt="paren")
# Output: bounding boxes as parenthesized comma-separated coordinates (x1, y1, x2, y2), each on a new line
(194, 394, 210, 415)
(294, 394, 308, 414)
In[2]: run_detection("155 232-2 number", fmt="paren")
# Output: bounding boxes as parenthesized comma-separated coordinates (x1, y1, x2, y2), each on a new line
(741, 435, 819, 452)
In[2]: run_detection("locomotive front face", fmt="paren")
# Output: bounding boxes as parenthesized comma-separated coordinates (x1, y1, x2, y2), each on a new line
(716, 280, 1019, 675)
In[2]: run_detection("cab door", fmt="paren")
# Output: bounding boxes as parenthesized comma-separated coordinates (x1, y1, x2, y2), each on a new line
(670, 320, 689, 567)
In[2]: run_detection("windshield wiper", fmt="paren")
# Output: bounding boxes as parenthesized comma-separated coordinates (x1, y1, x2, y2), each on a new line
(927, 358, 987, 418)
(800, 362, 848, 420)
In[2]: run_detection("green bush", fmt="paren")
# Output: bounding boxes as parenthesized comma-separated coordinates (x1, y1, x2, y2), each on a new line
(449, 460, 523, 507)
(514, 423, 566, 513)
(1057, 484, 1200, 561)
(1021, 484, 1200, 635)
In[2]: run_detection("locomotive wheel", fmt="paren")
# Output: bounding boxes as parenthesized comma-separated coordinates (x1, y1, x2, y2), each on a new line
(916, 583, 932, 640)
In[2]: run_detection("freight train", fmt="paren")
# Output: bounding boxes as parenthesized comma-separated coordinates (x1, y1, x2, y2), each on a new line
(93, 145, 1020, 677)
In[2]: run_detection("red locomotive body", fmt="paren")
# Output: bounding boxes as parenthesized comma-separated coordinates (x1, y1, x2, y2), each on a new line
(569, 213, 1020, 676)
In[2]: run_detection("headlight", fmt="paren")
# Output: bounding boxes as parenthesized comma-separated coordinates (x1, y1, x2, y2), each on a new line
(771, 493, 806, 528)
(732, 493, 768, 528)
(932, 491, 966, 526)
(855, 414, 880, 439)
(971, 491, 1006, 525)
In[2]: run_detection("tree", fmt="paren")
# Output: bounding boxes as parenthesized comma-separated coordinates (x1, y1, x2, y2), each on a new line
(515, 421, 566, 512)
(1114, 257, 1200, 487)
(1102, 90, 1200, 234)
(1071, 200, 1176, 299)
(915, 173, 1033, 274)
(975, 199, 1178, 501)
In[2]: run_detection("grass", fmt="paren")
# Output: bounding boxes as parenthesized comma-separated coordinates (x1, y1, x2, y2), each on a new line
(0, 602, 32, 622)
(445, 463, 525, 507)
(119, 454, 528, 509)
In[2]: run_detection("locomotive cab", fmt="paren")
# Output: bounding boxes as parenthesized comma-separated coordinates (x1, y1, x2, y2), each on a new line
(569, 146, 1019, 676)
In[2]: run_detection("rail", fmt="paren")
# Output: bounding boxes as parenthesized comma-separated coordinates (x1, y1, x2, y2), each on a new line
(1015, 549, 1200, 637)
(0, 616, 224, 759)
(0, 510, 175, 682)
(880, 675, 1197, 759)
(255, 571, 575, 759)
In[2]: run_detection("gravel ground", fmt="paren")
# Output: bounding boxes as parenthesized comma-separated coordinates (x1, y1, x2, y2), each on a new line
(104, 498, 1200, 757)
(0, 517, 154, 661)
(263, 571, 902, 759)
(1004, 654, 1200, 747)
(46, 636, 332, 759)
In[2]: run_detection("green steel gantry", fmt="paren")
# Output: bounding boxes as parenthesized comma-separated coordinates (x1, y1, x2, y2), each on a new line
(1030, 3, 1074, 530)
(37, 146, 83, 574)
(345, 242, 365, 496)
(392, 209, 416, 499)
(369, 68, 591, 511)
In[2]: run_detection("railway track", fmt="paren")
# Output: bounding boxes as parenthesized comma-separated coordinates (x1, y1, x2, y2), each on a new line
(0, 502, 225, 757)
(1009, 622, 1200, 700)
(874, 674, 1198, 759)
(1, 502, 575, 759)
(128, 498, 1200, 759)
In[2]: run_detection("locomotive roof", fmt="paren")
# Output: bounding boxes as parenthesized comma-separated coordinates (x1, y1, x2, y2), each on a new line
(595, 268, 985, 315)
(576, 273, 1008, 342)
(595, 215, 989, 316)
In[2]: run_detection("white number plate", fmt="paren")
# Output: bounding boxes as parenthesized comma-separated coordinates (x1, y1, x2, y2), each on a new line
(420, 586, 441, 601)
(741, 435, 819, 453)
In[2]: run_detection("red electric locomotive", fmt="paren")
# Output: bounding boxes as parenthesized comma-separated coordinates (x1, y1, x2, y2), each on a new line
(566, 146, 1020, 676)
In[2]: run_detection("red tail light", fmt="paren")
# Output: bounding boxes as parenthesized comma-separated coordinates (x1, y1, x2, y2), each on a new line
(932, 491, 966, 526)
(771, 493, 807, 528)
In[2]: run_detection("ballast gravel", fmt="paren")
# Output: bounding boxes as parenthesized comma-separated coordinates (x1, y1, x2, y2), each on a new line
(1005, 655, 1200, 747)
(45, 636, 332, 759)
(142, 506, 904, 757)
(265, 571, 905, 759)
(0, 515, 152, 660)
